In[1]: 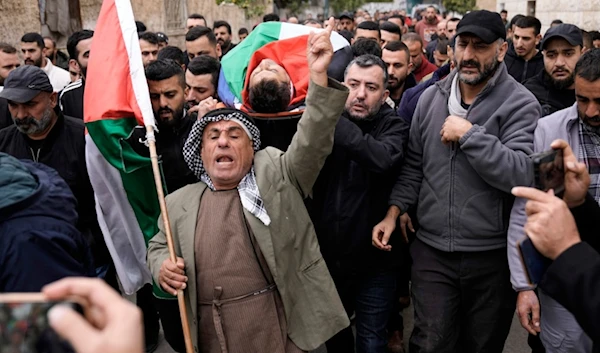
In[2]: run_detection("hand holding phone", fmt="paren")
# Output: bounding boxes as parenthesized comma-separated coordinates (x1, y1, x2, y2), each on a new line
(42, 278, 144, 353)
(531, 148, 565, 194)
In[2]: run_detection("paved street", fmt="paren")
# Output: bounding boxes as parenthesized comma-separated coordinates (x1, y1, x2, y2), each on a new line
(155, 303, 529, 353)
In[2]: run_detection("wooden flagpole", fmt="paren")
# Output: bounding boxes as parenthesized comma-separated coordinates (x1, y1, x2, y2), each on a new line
(146, 125, 195, 353)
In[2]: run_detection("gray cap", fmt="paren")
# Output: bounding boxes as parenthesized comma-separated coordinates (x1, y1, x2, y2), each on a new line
(541, 23, 583, 50)
(339, 12, 354, 21)
(0, 65, 53, 103)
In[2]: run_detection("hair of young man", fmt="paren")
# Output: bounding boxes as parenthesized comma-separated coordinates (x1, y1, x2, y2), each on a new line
(501, 10, 508, 14)
(383, 40, 410, 58)
(0, 43, 17, 54)
(139, 31, 159, 45)
(436, 38, 449, 55)
(187, 55, 221, 89)
(248, 79, 290, 113)
(509, 14, 525, 27)
(574, 48, 600, 81)
(67, 30, 94, 60)
(238, 27, 249, 35)
(380, 21, 402, 36)
(352, 38, 382, 58)
(188, 13, 206, 20)
(447, 17, 460, 26)
(213, 20, 232, 35)
(590, 31, 600, 41)
(263, 13, 280, 22)
(515, 16, 542, 35)
(157, 46, 187, 67)
(402, 32, 423, 47)
(304, 19, 322, 26)
(21, 33, 45, 48)
(338, 30, 354, 43)
(135, 21, 147, 33)
(185, 26, 217, 44)
(426, 5, 438, 13)
(551, 19, 563, 26)
(388, 15, 405, 26)
(357, 20, 380, 32)
(145, 59, 186, 88)
(344, 54, 388, 86)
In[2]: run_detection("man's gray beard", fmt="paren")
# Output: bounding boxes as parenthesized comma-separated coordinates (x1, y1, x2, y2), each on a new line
(458, 57, 500, 86)
(14, 107, 54, 135)
(544, 70, 575, 90)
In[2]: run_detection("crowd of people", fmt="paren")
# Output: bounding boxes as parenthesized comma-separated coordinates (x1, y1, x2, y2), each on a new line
(0, 4, 600, 353)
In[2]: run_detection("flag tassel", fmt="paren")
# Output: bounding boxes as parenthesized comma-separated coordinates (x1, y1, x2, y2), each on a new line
(146, 125, 195, 353)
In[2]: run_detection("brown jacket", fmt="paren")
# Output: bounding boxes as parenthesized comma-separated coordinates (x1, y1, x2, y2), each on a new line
(147, 79, 350, 352)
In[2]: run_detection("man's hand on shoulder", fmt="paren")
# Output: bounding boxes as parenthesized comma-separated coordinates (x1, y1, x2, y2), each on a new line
(307, 17, 335, 88)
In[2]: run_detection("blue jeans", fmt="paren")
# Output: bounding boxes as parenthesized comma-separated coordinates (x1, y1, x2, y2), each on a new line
(326, 270, 397, 353)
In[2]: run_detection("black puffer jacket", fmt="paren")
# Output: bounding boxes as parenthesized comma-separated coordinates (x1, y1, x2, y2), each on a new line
(308, 104, 409, 275)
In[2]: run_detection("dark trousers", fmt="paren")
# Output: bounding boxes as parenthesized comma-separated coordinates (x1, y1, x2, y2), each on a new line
(409, 238, 516, 353)
(155, 297, 185, 352)
(326, 270, 397, 353)
(137, 284, 160, 347)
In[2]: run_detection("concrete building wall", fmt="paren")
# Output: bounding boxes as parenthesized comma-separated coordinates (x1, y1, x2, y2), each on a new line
(0, 0, 42, 47)
(476, 0, 497, 12)
(535, 0, 600, 32)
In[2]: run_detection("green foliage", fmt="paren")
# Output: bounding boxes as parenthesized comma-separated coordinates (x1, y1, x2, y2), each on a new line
(216, 0, 266, 18)
(330, 0, 366, 14)
(442, 0, 477, 14)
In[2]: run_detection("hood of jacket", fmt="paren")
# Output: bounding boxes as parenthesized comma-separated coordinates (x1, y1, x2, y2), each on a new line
(0, 155, 78, 226)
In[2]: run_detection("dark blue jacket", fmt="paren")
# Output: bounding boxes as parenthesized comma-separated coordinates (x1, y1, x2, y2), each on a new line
(0, 155, 93, 292)
(397, 63, 451, 125)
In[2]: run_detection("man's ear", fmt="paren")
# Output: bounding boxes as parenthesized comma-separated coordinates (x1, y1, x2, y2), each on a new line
(69, 59, 80, 72)
(216, 43, 222, 57)
(49, 91, 58, 108)
(382, 89, 390, 103)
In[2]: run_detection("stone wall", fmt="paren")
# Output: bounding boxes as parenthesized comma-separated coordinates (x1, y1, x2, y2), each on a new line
(534, 0, 600, 32)
(0, 0, 41, 47)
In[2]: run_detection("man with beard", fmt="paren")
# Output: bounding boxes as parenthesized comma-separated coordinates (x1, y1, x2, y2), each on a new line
(503, 16, 544, 83)
(186, 26, 221, 61)
(309, 54, 409, 353)
(402, 33, 437, 82)
(185, 55, 220, 116)
(508, 49, 600, 353)
(43, 37, 69, 71)
(0, 43, 20, 129)
(128, 59, 199, 352)
(0, 65, 111, 294)
(382, 41, 415, 109)
(59, 30, 93, 120)
(372, 11, 541, 352)
(21, 33, 70, 92)
(524, 24, 583, 117)
(414, 6, 439, 46)
(140, 32, 160, 68)
(425, 20, 447, 62)
(380, 21, 402, 48)
(213, 20, 236, 58)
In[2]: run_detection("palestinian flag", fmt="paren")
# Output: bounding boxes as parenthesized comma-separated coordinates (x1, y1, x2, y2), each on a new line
(84, 0, 167, 297)
(218, 22, 352, 111)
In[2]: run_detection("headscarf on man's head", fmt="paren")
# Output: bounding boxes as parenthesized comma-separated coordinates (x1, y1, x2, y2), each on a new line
(183, 108, 271, 225)
(183, 108, 261, 179)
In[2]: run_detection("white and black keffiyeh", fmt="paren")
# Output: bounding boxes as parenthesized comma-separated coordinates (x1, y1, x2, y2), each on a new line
(183, 108, 271, 225)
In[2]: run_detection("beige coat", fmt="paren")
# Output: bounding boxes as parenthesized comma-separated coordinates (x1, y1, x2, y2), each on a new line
(147, 79, 350, 352)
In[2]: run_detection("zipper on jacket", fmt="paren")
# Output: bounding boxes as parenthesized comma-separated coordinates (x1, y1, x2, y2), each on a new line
(448, 147, 456, 252)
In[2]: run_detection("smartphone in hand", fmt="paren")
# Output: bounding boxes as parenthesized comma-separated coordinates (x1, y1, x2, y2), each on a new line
(518, 236, 552, 285)
(0, 293, 84, 353)
(531, 149, 565, 194)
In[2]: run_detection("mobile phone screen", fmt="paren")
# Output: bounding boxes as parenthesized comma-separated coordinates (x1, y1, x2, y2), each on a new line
(518, 236, 552, 285)
(0, 301, 79, 353)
